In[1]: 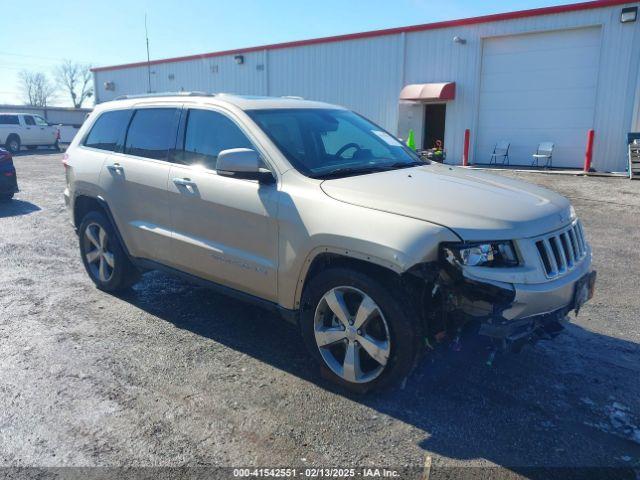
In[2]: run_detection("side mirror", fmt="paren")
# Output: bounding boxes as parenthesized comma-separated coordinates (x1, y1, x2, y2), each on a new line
(216, 148, 274, 183)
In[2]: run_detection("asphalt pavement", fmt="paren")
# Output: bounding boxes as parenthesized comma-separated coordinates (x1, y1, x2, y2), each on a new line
(1, 152, 639, 478)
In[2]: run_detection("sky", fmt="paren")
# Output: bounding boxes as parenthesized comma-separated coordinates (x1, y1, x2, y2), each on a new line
(0, 0, 578, 107)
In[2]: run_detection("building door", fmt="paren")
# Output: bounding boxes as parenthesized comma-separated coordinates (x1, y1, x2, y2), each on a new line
(476, 27, 601, 167)
(423, 104, 446, 150)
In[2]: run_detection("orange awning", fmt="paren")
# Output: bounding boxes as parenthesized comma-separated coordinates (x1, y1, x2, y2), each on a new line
(399, 82, 456, 101)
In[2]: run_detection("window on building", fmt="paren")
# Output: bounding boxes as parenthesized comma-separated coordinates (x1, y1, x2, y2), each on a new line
(181, 109, 253, 169)
(0, 115, 19, 125)
(23, 115, 35, 126)
(84, 109, 132, 152)
(125, 108, 179, 160)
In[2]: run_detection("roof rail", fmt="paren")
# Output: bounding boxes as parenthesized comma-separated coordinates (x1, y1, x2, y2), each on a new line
(114, 91, 213, 100)
(281, 95, 304, 100)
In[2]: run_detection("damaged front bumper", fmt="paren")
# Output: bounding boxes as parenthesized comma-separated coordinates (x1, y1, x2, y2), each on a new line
(427, 246, 596, 352)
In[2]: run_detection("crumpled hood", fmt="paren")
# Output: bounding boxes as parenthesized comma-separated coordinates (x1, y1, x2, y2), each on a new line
(320, 163, 573, 241)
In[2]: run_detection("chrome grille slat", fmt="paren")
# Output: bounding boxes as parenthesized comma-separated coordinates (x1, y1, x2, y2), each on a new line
(543, 238, 559, 276)
(535, 220, 587, 279)
(561, 232, 574, 267)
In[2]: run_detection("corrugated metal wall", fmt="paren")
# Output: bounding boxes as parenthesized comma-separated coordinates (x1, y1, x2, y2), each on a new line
(94, 3, 640, 172)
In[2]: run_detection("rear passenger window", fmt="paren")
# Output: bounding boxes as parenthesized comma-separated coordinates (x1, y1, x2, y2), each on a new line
(0, 115, 19, 125)
(84, 110, 131, 152)
(181, 109, 253, 169)
(125, 108, 179, 160)
(23, 116, 35, 126)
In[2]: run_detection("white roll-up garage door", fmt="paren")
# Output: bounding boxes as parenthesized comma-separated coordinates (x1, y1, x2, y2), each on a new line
(476, 27, 601, 168)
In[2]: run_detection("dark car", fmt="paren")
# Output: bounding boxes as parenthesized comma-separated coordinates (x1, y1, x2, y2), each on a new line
(0, 147, 18, 202)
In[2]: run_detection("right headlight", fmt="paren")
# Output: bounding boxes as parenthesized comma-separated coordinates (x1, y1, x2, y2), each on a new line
(442, 241, 519, 268)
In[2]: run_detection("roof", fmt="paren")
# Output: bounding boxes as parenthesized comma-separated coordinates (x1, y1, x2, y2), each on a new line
(91, 0, 633, 73)
(0, 104, 92, 112)
(97, 93, 342, 110)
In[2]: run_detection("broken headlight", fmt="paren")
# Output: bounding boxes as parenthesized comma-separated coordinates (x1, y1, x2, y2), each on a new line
(443, 241, 519, 267)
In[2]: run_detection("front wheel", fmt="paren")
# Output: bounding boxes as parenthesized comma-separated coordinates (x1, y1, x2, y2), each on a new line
(78, 211, 140, 292)
(300, 267, 421, 393)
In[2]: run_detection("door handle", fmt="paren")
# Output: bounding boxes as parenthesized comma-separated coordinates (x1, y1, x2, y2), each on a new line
(107, 163, 124, 173)
(172, 177, 196, 187)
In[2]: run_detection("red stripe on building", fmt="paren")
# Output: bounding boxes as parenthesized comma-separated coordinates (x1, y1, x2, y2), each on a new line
(91, 0, 634, 72)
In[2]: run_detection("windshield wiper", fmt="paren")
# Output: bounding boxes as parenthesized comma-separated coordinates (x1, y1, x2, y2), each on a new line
(312, 166, 389, 179)
(380, 161, 425, 170)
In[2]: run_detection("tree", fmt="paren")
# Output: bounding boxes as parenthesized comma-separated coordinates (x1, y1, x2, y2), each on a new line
(55, 60, 93, 108)
(18, 71, 56, 107)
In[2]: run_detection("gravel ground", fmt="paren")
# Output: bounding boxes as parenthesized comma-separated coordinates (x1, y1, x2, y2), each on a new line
(1, 153, 639, 478)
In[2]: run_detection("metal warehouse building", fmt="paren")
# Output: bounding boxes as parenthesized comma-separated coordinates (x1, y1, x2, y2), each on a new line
(92, 0, 640, 172)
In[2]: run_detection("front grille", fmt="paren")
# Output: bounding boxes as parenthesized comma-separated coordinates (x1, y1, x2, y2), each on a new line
(535, 221, 587, 278)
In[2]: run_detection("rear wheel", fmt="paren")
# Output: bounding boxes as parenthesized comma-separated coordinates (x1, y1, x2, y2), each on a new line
(300, 267, 421, 393)
(5, 135, 20, 153)
(78, 211, 140, 292)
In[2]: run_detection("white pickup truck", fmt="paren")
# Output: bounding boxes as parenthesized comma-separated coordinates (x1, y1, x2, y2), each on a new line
(0, 113, 60, 153)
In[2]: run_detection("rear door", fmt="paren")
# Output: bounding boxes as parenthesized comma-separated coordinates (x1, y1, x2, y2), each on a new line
(100, 106, 180, 264)
(167, 107, 279, 301)
(20, 115, 38, 145)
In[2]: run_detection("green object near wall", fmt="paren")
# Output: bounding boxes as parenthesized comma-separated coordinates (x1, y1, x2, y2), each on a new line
(406, 129, 416, 150)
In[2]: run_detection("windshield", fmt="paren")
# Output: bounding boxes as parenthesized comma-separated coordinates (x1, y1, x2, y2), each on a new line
(247, 108, 425, 178)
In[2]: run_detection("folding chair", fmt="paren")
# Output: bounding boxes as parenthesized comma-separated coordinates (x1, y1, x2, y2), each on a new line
(489, 141, 510, 165)
(531, 142, 554, 168)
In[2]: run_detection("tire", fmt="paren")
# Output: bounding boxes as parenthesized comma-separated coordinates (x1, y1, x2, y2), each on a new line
(5, 135, 20, 154)
(78, 210, 140, 292)
(0, 193, 13, 202)
(300, 267, 421, 393)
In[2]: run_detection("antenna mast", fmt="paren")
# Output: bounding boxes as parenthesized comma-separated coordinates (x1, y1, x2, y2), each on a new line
(145, 14, 151, 93)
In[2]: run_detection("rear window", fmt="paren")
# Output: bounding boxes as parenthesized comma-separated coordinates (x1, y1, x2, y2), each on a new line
(84, 110, 132, 152)
(124, 108, 179, 160)
(0, 115, 19, 125)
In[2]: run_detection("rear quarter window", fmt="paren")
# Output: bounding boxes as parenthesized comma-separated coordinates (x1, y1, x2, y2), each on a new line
(0, 115, 19, 125)
(84, 110, 132, 152)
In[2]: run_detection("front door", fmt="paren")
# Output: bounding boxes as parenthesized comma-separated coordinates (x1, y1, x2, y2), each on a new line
(167, 108, 279, 302)
(99, 107, 180, 264)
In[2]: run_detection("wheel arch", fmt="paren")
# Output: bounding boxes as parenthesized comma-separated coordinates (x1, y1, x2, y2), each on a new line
(294, 248, 404, 310)
(5, 133, 20, 148)
(73, 193, 132, 258)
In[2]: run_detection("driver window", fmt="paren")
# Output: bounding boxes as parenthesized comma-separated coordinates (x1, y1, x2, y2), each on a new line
(181, 109, 253, 170)
(23, 115, 35, 126)
(34, 115, 48, 126)
(321, 117, 387, 159)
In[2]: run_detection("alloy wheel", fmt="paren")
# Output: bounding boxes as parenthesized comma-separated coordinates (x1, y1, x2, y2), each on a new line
(83, 223, 115, 283)
(314, 286, 391, 384)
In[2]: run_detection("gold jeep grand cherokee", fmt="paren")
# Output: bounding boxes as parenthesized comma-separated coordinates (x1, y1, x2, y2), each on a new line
(64, 93, 595, 392)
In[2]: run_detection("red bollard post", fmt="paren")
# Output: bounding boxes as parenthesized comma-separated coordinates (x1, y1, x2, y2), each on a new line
(584, 129, 594, 173)
(462, 129, 470, 166)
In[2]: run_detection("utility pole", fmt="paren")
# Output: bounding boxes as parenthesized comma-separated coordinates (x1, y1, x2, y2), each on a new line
(145, 13, 151, 93)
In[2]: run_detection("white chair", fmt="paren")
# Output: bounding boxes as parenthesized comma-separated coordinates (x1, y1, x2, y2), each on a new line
(532, 142, 554, 168)
(489, 141, 510, 165)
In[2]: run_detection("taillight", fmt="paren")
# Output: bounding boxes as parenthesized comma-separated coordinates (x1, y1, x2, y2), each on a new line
(62, 153, 69, 166)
